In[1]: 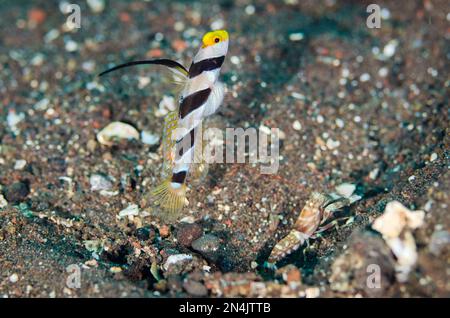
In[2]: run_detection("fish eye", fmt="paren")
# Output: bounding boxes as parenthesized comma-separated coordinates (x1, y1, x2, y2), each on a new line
(214, 37, 220, 43)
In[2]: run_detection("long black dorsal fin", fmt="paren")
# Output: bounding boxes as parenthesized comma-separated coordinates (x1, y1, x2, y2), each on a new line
(98, 59, 188, 77)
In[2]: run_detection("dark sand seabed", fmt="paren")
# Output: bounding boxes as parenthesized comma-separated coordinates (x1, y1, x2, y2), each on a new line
(0, 0, 449, 297)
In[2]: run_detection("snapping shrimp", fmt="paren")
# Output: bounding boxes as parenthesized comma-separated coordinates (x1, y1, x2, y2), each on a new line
(268, 191, 359, 264)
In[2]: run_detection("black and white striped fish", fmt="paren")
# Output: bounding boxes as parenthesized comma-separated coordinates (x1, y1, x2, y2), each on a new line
(99, 30, 229, 220)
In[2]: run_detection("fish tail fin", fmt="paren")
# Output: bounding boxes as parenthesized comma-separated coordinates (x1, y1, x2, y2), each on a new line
(152, 178, 186, 220)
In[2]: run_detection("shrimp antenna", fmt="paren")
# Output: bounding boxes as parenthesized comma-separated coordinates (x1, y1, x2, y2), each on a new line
(98, 59, 188, 77)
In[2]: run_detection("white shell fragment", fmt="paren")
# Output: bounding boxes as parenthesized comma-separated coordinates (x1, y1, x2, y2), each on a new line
(141, 131, 160, 146)
(7, 110, 25, 134)
(372, 201, 425, 282)
(155, 95, 176, 117)
(335, 183, 356, 198)
(117, 204, 140, 220)
(90, 174, 113, 191)
(0, 194, 8, 209)
(87, 0, 105, 13)
(14, 159, 27, 170)
(163, 254, 193, 271)
(97, 122, 140, 146)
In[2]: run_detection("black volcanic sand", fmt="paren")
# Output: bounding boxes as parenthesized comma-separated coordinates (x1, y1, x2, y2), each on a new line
(0, 0, 448, 297)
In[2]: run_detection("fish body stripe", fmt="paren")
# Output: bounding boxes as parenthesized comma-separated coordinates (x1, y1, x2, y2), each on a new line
(171, 170, 187, 184)
(179, 88, 211, 119)
(176, 128, 196, 158)
(170, 41, 228, 187)
(189, 56, 225, 78)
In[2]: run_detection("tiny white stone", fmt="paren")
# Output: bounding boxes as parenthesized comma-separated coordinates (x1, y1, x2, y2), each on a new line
(44, 29, 60, 43)
(163, 254, 193, 271)
(230, 56, 240, 65)
(14, 159, 27, 170)
(0, 194, 7, 209)
(335, 118, 344, 128)
(359, 73, 371, 82)
(180, 216, 195, 224)
(430, 153, 438, 162)
(383, 40, 398, 59)
(341, 68, 350, 78)
(87, 0, 105, 13)
(65, 40, 78, 52)
(289, 32, 304, 41)
(137, 76, 150, 89)
(245, 5, 255, 15)
(291, 92, 305, 100)
(141, 131, 160, 146)
(90, 174, 113, 191)
(378, 67, 388, 77)
(292, 120, 302, 131)
(210, 19, 224, 30)
(97, 122, 139, 146)
(326, 138, 340, 150)
(369, 168, 379, 180)
(335, 183, 356, 198)
(7, 110, 25, 133)
(9, 274, 19, 283)
(381, 8, 391, 19)
(118, 204, 140, 219)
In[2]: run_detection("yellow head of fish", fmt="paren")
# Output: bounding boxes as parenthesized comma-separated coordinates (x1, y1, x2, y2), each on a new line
(201, 30, 229, 48)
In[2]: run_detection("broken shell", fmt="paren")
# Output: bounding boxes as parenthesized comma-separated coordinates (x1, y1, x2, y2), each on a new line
(163, 254, 193, 271)
(372, 201, 424, 239)
(372, 201, 425, 282)
(97, 121, 139, 146)
(335, 183, 356, 198)
(141, 130, 160, 146)
(117, 204, 139, 220)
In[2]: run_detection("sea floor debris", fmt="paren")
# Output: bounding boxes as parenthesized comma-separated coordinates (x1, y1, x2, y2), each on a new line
(0, 0, 448, 298)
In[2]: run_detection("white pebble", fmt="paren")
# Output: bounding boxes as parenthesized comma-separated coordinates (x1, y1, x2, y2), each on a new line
(245, 5, 255, 15)
(97, 122, 139, 146)
(118, 204, 140, 219)
(7, 110, 25, 133)
(90, 174, 113, 191)
(383, 40, 398, 59)
(381, 8, 391, 19)
(378, 67, 388, 77)
(141, 131, 160, 146)
(210, 19, 224, 30)
(9, 274, 19, 283)
(326, 138, 340, 150)
(34, 98, 50, 110)
(0, 194, 8, 209)
(292, 120, 302, 131)
(430, 153, 438, 162)
(289, 32, 304, 41)
(87, 0, 105, 13)
(335, 183, 356, 198)
(14, 159, 27, 170)
(65, 40, 78, 52)
(335, 118, 344, 128)
(359, 73, 371, 82)
(230, 56, 240, 65)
